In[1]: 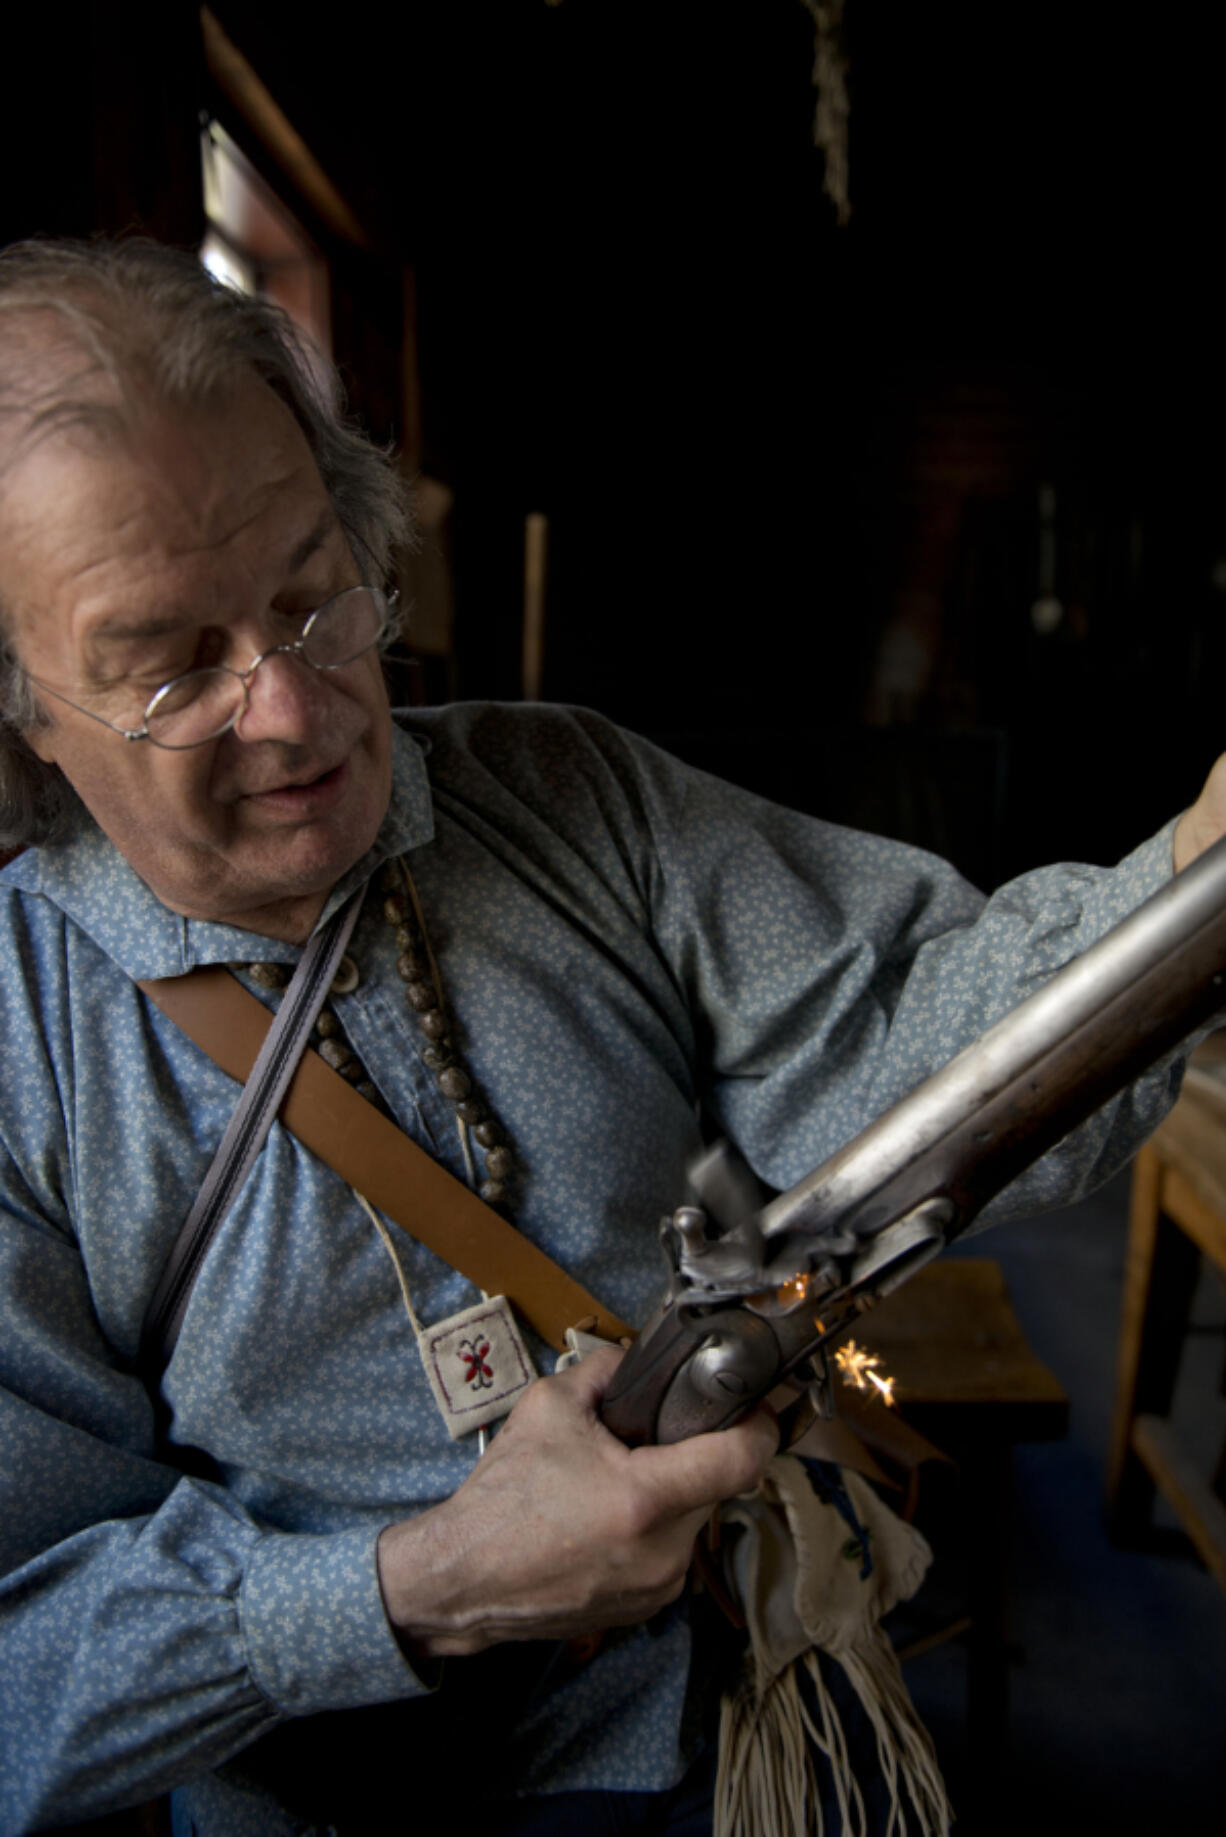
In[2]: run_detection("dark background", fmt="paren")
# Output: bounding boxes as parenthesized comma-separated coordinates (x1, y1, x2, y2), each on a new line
(6, 2, 1225, 890)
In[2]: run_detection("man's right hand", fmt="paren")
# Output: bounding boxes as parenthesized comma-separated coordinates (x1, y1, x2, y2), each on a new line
(375, 1345, 778, 1657)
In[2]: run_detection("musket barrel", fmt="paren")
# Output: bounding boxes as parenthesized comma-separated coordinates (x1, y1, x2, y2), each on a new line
(758, 832, 1226, 1250)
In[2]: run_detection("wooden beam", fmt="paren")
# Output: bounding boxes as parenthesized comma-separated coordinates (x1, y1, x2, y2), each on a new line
(200, 7, 369, 250)
(522, 514, 549, 701)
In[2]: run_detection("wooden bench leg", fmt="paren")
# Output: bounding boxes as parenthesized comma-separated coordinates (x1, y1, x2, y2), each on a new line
(1106, 1147, 1202, 1543)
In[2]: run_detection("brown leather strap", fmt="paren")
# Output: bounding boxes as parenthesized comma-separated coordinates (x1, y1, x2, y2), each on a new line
(139, 966, 634, 1352)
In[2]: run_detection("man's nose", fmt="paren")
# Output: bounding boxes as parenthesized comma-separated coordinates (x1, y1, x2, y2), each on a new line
(232, 647, 330, 743)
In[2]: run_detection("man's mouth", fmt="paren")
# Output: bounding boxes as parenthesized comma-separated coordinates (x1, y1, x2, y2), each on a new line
(241, 760, 349, 812)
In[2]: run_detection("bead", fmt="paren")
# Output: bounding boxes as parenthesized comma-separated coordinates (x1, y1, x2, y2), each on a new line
(395, 924, 415, 950)
(397, 951, 426, 983)
(419, 1010, 447, 1040)
(403, 980, 434, 1012)
(422, 1043, 451, 1070)
(383, 894, 407, 926)
(339, 1058, 366, 1084)
(319, 1037, 355, 1072)
(438, 1066, 471, 1101)
(378, 861, 403, 895)
(484, 1145, 513, 1180)
(315, 1011, 340, 1039)
(479, 1179, 506, 1205)
(249, 961, 289, 989)
(473, 1120, 501, 1148)
(457, 1098, 484, 1125)
(356, 1081, 380, 1104)
(330, 955, 360, 996)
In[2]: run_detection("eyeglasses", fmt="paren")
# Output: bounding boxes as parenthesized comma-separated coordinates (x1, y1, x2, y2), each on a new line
(28, 585, 396, 751)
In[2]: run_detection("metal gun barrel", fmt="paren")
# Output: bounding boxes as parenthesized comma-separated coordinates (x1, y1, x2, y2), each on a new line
(758, 831, 1226, 1258)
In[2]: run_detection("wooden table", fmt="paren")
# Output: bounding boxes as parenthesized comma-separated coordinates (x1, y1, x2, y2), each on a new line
(1106, 1058, 1226, 1591)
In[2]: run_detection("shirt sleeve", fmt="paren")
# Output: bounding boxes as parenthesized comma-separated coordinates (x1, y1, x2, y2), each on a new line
(591, 715, 1187, 1221)
(0, 1172, 433, 1831)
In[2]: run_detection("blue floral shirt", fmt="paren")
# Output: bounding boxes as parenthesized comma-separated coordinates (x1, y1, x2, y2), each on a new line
(0, 704, 1184, 1832)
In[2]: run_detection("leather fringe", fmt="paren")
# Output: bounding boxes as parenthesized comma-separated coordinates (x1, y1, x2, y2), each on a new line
(715, 1626, 952, 1837)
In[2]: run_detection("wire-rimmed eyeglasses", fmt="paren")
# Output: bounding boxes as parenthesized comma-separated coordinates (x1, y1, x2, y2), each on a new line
(27, 585, 397, 751)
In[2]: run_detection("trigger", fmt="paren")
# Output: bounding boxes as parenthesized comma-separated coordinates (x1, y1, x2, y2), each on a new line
(772, 1347, 833, 1448)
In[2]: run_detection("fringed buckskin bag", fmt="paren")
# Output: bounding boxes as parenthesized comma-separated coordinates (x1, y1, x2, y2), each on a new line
(714, 1455, 952, 1837)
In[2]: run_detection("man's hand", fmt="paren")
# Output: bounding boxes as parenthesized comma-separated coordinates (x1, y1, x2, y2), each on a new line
(376, 1346, 778, 1657)
(1173, 753, 1226, 872)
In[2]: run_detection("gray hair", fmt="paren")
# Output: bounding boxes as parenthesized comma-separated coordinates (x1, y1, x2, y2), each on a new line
(0, 236, 413, 851)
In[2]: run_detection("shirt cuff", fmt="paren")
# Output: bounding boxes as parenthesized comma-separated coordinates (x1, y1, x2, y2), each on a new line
(240, 1520, 436, 1715)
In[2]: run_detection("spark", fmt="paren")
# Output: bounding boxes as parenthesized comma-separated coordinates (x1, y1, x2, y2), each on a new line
(833, 1338, 897, 1408)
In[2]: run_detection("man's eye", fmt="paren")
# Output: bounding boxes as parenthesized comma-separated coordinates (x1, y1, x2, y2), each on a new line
(146, 628, 232, 680)
(136, 651, 208, 687)
(273, 598, 326, 632)
(192, 629, 230, 671)
(100, 654, 190, 695)
(96, 627, 217, 684)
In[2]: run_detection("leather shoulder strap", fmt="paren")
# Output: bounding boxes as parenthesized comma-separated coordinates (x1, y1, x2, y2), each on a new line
(139, 966, 634, 1352)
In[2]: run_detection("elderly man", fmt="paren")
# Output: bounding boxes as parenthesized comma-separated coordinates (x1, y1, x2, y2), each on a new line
(0, 238, 1222, 1836)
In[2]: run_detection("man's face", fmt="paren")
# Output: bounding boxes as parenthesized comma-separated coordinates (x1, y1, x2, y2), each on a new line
(2, 377, 394, 941)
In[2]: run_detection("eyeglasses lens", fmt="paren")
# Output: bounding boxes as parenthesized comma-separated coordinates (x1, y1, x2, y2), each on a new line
(146, 669, 244, 748)
(144, 587, 388, 749)
(302, 587, 387, 668)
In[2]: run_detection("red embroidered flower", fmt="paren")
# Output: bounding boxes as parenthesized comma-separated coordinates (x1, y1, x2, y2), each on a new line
(458, 1336, 494, 1389)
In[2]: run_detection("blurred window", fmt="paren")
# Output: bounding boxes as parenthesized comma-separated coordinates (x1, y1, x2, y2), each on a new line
(200, 120, 332, 393)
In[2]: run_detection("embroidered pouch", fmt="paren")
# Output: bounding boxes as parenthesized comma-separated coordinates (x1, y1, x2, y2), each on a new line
(416, 1294, 537, 1439)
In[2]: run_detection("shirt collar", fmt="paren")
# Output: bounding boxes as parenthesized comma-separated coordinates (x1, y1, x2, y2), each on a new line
(0, 719, 435, 979)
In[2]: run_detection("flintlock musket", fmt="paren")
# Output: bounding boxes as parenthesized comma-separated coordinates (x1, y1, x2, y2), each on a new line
(601, 833, 1226, 1446)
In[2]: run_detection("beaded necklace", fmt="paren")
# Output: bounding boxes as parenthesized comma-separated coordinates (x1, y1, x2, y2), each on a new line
(243, 856, 514, 1207)
(379, 857, 514, 1205)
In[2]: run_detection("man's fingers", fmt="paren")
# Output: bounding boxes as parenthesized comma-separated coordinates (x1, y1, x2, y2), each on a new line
(1173, 751, 1226, 871)
(506, 1343, 776, 1530)
(554, 1341, 626, 1408)
(628, 1404, 779, 1516)
(547, 1340, 778, 1510)
(494, 1345, 623, 1443)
